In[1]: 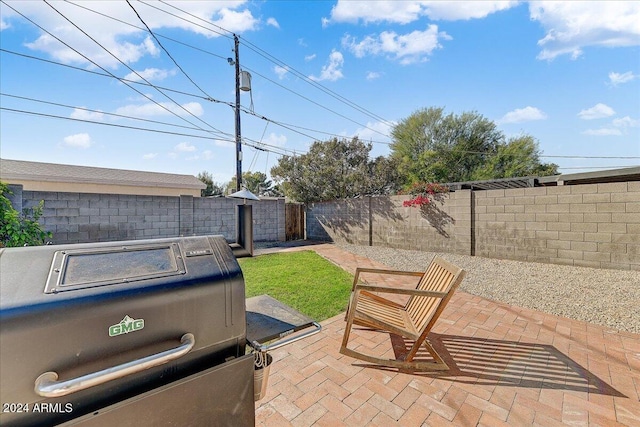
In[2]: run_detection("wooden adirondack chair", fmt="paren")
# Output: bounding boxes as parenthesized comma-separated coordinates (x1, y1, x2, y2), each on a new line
(340, 256, 465, 370)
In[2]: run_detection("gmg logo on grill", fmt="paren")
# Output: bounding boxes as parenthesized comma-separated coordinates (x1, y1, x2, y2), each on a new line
(109, 315, 145, 337)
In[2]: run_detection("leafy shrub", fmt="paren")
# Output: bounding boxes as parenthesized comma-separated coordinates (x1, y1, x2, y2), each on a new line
(401, 182, 450, 207)
(0, 182, 51, 247)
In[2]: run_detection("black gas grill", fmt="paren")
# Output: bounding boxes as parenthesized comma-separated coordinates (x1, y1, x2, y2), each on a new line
(0, 235, 254, 426)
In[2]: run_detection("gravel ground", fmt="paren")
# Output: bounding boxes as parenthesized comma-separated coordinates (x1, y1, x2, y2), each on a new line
(333, 243, 640, 335)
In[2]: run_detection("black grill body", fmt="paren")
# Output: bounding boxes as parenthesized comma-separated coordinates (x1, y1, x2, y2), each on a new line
(0, 235, 253, 426)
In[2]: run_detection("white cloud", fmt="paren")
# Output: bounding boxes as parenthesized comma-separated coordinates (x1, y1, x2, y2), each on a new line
(1, 19, 10, 31)
(274, 65, 289, 80)
(530, 1, 640, 60)
(70, 108, 105, 121)
(202, 150, 214, 160)
(613, 116, 639, 128)
(115, 101, 203, 117)
(351, 121, 395, 142)
(304, 54, 316, 62)
(499, 106, 548, 124)
(61, 133, 93, 149)
(25, 34, 159, 70)
(608, 71, 638, 86)
(215, 139, 235, 148)
(124, 68, 175, 83)
(142, 153, 158, 160)
(174, 142, 196, 152)
(212, 8, 259, 35)
(326, 0, 517, 24)
(582, 115, 638, 136)
(577, 103, 616, 120)
(582, 128, 623, 136)
(265, 133, 287, 147)
(5, 2, 258, 69)
(309, 50, 344, 82)
(266, 17, 280, 29)
(342, 25, 451, 65)
(366, 71, 382, 81)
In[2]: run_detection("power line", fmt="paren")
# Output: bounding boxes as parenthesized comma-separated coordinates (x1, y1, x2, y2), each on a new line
(0, 48, 224, 104)
(240, 37, 394, 127)
(145, 0, 233, 39)
(43, 2, 393, 142)
(151, 0, 393, 130)
(41, 0, 231, 139)
(2, 1, 230, 142)
(557, 166, 639, 170)
(3, 3, 636, 165)
(0, 92, 219, 133)
(62, 0, 231, 61)
(135, 1, 392, 139)
(0, 107, 231, 142)
(3, 46, 390, 148)
(0, 106, 297, 157)
(126, 0, 215, 100)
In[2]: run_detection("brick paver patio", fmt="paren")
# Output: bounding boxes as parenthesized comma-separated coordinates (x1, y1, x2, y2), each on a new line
(253, 244, 640, 426)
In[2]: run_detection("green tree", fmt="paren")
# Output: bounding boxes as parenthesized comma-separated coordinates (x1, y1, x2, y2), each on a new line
(1, 182, 51, 247)
(471, 135, 558, 180)
(270, 137, 402, 203)
(226, 171, 275, 196)
(197, 171, 225, 197)
(391, 107, 503, 185)
(390, 107, 556, 185)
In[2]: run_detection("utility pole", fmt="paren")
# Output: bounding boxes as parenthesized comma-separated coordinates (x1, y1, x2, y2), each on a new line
(234, 34, 242, 192)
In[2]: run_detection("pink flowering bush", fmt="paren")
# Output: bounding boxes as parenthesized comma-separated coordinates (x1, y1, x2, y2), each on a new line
(401, 182, 449, 207)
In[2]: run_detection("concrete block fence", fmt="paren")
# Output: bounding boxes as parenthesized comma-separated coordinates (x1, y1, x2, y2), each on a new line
(306, 181, 640, 271)
(10, 186, 285, 245)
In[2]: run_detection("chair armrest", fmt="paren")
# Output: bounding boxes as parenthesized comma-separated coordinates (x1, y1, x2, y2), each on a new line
(355, 283, 448, 298)
(352, 267, 424, 291)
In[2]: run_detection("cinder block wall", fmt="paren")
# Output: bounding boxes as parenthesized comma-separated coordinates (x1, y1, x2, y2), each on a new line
(306, 182, 639, 271)
(474, 182, 639, 270)
(306, 190, 472, 255)
(16, 189, 285, 245)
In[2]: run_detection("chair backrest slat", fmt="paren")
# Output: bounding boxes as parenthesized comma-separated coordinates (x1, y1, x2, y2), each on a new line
(406, 257, 462, 332)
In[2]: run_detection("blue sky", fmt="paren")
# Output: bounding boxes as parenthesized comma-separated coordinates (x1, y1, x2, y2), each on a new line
(1, 1, 639, 185)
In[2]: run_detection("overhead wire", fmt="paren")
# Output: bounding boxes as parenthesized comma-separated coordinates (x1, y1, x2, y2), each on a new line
(0, 107, 233, 142)
(0, 49, 227, 104)
(1, 0, 233, 145)
(37, 1, 394, 146)
(0, 106, 297, 157)
(3, 43, 389, 147)
(152, 0, 393, 131)
(62, 0, 231, 62)
(0, 92, 221, 133)
(240, 37, 394, 127)
(39, 0, 232, 140)
(140, 0, 393, 139)
(3, 2, 636, 168)
(125, 0, 213, 100)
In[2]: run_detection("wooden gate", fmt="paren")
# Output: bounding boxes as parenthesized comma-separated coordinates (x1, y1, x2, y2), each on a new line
(285, 203, 305, 241)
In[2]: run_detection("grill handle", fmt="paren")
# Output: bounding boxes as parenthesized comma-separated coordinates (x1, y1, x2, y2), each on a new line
(34, 333, 196, 398)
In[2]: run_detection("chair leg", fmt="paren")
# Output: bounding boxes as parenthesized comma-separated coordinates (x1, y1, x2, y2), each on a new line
(341, 326, 449, 371)
(340, 346, 449, 371)
(341, 301, 358, 349)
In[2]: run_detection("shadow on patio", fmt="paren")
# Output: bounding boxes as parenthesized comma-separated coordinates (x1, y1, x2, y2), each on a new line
(254, 244, 640, 426)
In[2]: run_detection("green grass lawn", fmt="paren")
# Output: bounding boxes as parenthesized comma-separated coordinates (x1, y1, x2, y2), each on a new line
(238, 250, 353, 321)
